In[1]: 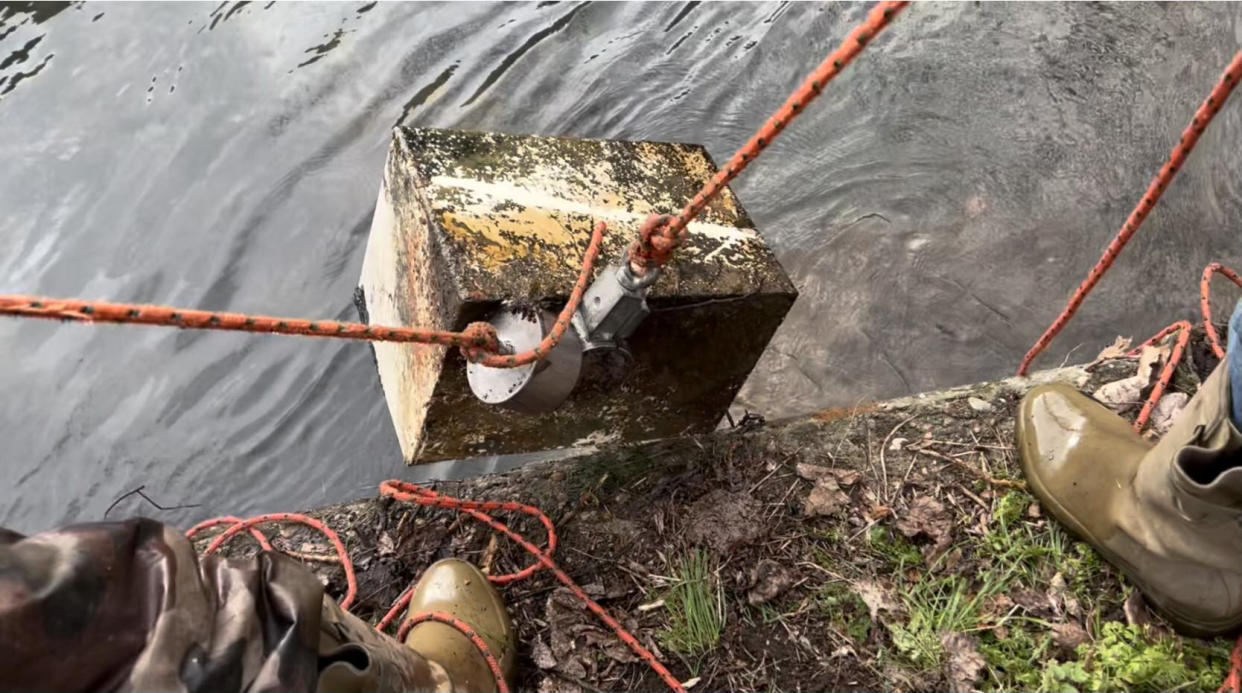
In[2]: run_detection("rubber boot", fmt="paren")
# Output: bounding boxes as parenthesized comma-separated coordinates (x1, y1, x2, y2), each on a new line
(318, 598, 452, 692)
(1017, 362, 1242, 636)
(403, 558, 517, 693)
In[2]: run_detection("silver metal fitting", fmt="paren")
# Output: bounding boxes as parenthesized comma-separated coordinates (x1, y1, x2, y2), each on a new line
(466, 307, 583, 414)
(466, 257, 660, 413)
(571, 261, 660, 353)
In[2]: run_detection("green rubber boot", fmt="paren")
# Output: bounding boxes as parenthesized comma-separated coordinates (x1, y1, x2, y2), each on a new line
(403, 559, 517, 692)
(1017, 363, 1242, 636)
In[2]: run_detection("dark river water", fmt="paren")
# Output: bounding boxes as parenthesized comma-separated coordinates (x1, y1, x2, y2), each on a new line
(3, 1, 1241, 533)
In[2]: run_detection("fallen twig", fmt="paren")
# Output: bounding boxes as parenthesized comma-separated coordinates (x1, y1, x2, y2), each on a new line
(916, 448, 1027, 490)
(104, 484, 201, 517)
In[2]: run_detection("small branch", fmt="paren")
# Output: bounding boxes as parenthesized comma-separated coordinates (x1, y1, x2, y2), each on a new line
(915, 448, 1027, 490)
(104, 485, 202, 518)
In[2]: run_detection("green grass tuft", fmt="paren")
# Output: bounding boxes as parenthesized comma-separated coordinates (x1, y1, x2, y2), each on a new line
(661, 549, 725, 656)
(889, 572, 1003, 668)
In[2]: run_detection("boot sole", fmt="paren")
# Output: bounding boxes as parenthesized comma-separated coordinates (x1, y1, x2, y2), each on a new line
(1018, 427, 1242, 638)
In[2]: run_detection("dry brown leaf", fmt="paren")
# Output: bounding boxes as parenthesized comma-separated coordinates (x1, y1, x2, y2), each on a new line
(376, 532, 396, 558)
(1150, 392, 1189, 436)
(804, 477, 850, 517)
(1011, 588, 1056, 618)
(1137, 344, 1168, 381)
(1049, 572, 1082, 619)
(983, 594, 1016, 620)
(1091, 335, 1133, 364)
(941, 633, 985, 693)
(967, 397, 993, 413)
(795, 462, 833, 481)
(1094, 343, 1171, 411)
(583, 629, 640, 663)
(747, 559, 795, 606)
(853, 579, 901, 623)
(831, 645, 856, 659)
(1124, 590, 1154, 628)
(537, 677, 582, 693)
(1093, 375, 1147, 410)
(1051, 622, 1090, 651)
(532, 637, 558, 669)
(833, 469, 863, 486)
(895, 496, 953, 554)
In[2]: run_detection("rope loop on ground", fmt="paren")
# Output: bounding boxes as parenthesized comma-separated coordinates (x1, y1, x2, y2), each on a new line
(190, 478, 685, 693)
(187, 512, 358, 610)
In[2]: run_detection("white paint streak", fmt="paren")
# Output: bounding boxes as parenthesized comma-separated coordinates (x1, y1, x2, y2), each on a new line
(429, 174, 760, 244)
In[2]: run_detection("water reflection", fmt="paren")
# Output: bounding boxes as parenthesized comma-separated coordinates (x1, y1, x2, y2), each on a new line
(0, 2, 1239, 534)
(0, 1, 68, 98)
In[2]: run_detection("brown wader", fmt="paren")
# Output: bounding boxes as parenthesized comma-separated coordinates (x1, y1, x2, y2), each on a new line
(0, 518, 514, 692)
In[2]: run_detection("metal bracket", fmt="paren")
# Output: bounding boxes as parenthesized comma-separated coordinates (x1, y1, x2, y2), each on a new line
(571, 261, 660, 353)
(466, 258, 660, 413)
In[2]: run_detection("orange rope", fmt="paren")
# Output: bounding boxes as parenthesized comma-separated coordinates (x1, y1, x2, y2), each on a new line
(1106, 261, 1242, 433)
(629, 1, 908, 271)
(1223, 635, 1242, 693)
(376, 480, 686, 693)
(186, 515, 274, 551)
(1127, 320, 1192, 432)
(189, 511, 358, 610)
(192, 479, 685, 693)
(1201, 262, 1242, 359)
(400, 612, 512, 693)
(1017, 51, 1242, 375)
(0, 221, 607, 369)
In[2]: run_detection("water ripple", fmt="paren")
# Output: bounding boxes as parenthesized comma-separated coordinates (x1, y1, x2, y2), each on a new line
(1, 2, 1241, 532)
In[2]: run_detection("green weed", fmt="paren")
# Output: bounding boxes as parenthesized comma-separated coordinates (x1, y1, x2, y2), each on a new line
(889, 573, 1003, 668)
(816, 581, 871, 642)
(1027, 623, 1231, 692)
(979, 624, 1056, 691)
(868, 524, 923, 568)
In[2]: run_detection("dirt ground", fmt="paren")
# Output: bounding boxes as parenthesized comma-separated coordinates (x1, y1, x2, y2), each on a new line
(196, 327, 1237, 692)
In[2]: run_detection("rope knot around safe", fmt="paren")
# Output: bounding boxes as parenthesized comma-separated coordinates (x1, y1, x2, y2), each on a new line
(460, 321, 502, 363)
(629, 213, 678, 273)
